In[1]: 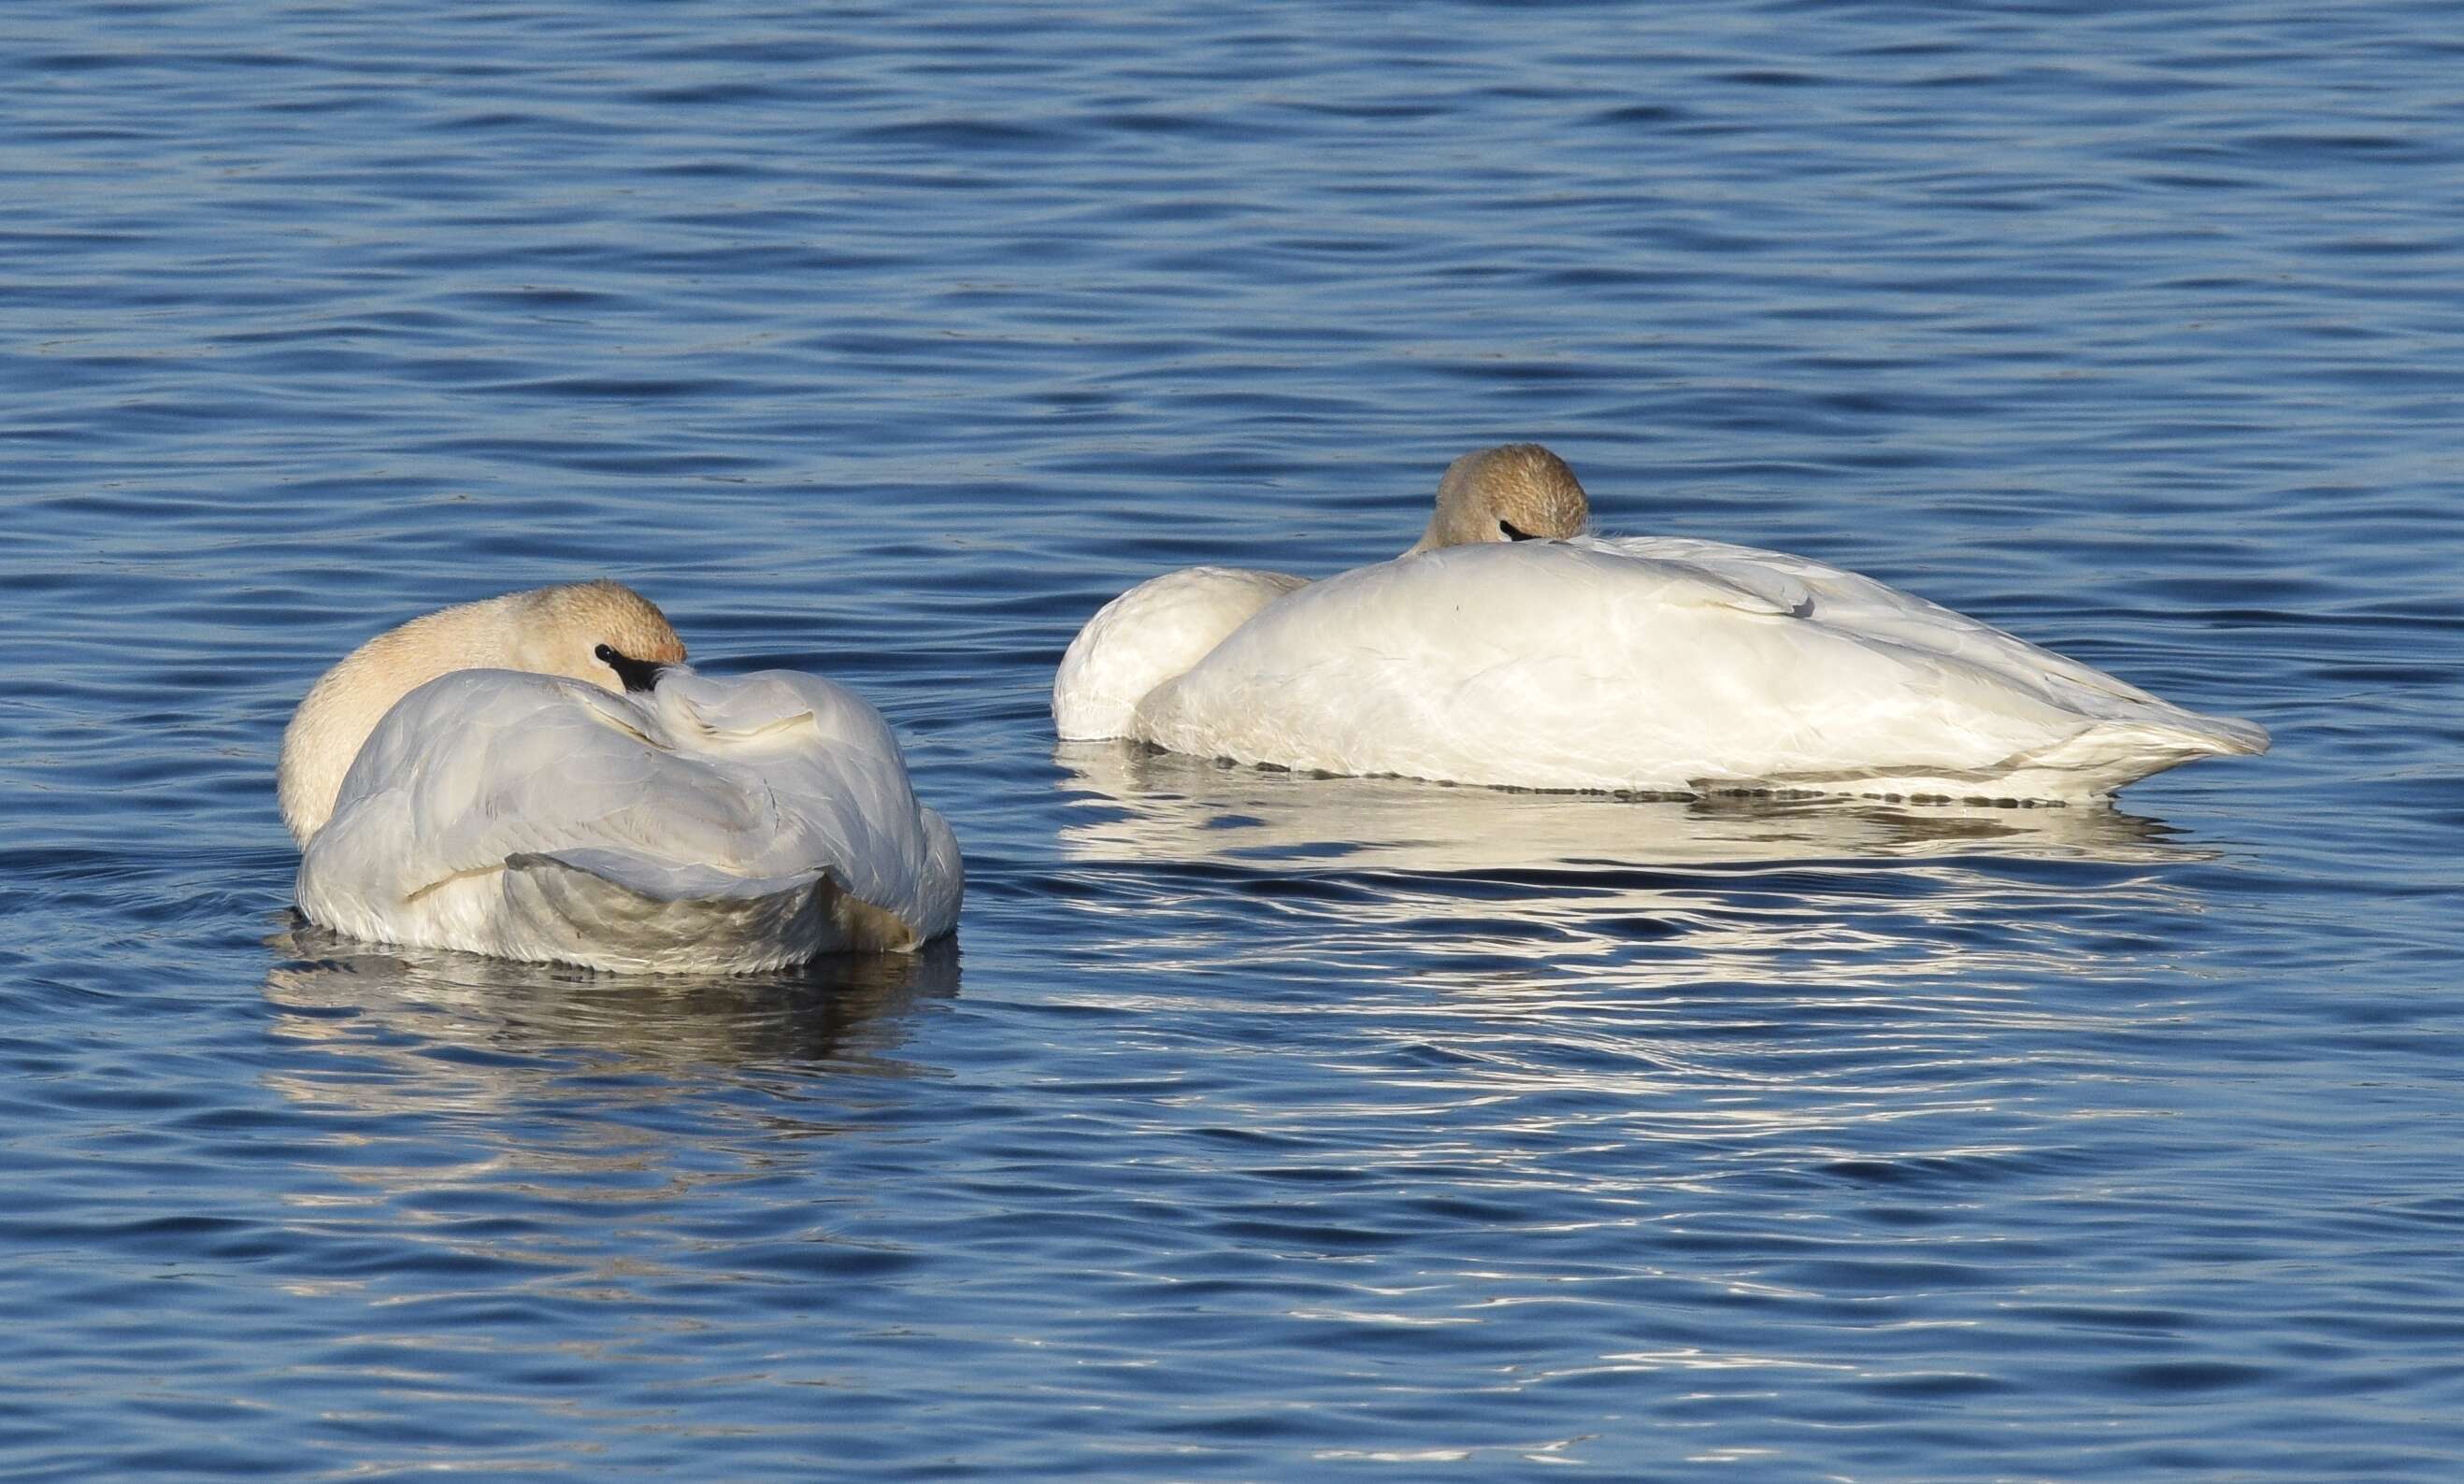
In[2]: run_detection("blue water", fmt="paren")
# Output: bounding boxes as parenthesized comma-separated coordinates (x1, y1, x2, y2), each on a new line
(4, 2, 2461, 1477)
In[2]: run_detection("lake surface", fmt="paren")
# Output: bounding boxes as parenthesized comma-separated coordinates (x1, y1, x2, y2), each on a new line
(4, 2, 2461, 1477)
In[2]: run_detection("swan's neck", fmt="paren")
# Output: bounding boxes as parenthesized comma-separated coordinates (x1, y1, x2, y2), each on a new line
(277, 593, 528, 845)
(1406, 508, 1465, 556)
(1408, 463, 1501, 554)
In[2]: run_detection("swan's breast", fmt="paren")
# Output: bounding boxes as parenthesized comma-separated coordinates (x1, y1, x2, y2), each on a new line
(1053, 565, 1308, 740)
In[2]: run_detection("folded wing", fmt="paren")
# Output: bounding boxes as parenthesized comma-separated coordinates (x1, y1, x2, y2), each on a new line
(298, 668, 961, 970)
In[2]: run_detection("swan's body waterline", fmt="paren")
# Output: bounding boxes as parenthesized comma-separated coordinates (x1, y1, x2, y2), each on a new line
(1053, 449, 2265, 801)
(280, 583, 960, 972)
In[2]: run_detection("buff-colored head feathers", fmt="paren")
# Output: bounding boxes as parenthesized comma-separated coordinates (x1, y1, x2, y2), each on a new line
(1409, 443, 1591, 554)
(510, 579, 688, 679)
(278, 581, 686, 845)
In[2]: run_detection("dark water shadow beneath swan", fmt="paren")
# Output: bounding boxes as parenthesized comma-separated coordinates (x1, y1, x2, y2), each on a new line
(265, 918, 962, 1079)
(253, 923, 966, 1236)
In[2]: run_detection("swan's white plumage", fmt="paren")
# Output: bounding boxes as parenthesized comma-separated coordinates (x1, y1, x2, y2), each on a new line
(1053, 449, 2265, 802)
(1053, 566, 1307, 741)
(281, 582, 958, 973)
(297, 667, 961, 972)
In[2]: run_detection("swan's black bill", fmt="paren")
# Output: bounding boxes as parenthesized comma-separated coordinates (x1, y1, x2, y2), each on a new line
(595, 643, 670, 693)
(1500, 521, 1540, 541)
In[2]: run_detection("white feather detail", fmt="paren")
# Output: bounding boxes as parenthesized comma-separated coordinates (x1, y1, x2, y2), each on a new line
(296, 667, 961, 972)
(1058, 535, 2264, 802)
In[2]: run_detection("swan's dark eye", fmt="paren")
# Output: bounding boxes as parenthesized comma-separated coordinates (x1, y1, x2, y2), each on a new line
(594, 643, 671, 694)
(1501, 520, 1538, 541)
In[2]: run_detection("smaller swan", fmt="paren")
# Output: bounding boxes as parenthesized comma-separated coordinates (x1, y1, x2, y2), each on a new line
(1053, 446, 2266, 802)
(279, 582, 961, 973)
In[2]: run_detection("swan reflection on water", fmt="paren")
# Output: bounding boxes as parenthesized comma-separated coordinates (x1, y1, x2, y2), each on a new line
(1056, 741, 2203, 870)
(1052, 740, 2216, 992)
(253, 927, 961, 1294)
(264, 920, 960, 1093)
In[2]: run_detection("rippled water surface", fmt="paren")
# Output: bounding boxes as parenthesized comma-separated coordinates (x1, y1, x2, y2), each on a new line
(5, 2, 2461, 1478)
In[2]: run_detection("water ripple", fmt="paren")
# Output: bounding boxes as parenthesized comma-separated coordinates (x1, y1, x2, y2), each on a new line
(2, 0, 2461, 1478)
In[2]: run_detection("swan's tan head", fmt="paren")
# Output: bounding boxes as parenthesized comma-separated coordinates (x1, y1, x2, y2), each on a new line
(277, 580, 686, 846)
(1408, 443, 1590, 554)
(509, 579, 689, 690)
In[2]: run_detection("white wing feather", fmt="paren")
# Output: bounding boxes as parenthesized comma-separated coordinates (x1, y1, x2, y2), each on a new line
(1116, 537, 2262, 800)
(297, 668, 961, 971)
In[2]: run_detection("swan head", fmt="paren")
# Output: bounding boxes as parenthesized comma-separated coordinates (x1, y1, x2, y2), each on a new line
(278, 580, 687, 846)
(510, 579, 690, 692)
(1408, 443, 1590, 554)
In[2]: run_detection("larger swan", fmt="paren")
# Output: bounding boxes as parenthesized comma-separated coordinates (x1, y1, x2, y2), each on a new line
(279, 581, 961, 973)
(1053, 445, 2265, 802)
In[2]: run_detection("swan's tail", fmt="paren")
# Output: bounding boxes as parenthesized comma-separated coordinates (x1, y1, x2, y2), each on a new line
(2006, 709, 2268, 797)
(1771, 709, 2269, 804)
(2193, 712, 2271, 756)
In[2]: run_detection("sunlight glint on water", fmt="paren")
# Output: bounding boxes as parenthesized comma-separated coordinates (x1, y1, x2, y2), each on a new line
(1, 2, 2460, 1479)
